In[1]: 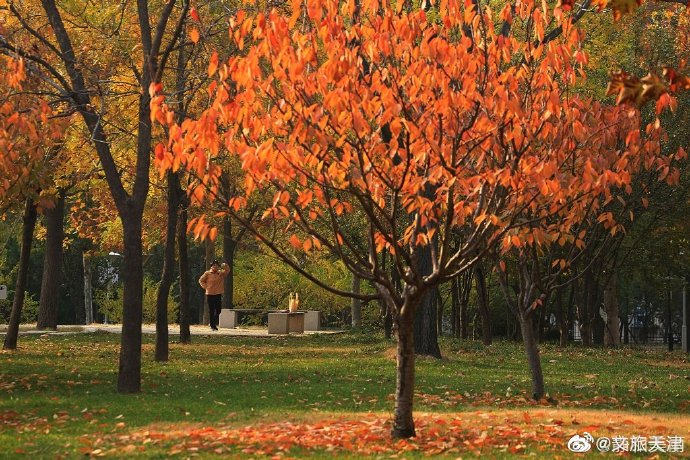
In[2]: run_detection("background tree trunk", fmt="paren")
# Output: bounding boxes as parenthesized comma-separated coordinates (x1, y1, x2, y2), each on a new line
(413, 243, 442, 358)
(3, 198, 38, 350)
(435, 287, 444, 336)
(202, 237, 213, 325)
(155, 172, 179, 362)
(351, 274, 361, 328)
(37, 192, 65, 330)
(83, 251, 93, 325)
(384, 261, 400, 339)
(222, 216, 235, 310)
(451, 277, 460, 337)
(475, 263, 492, 345)
(604, 275, 621, 347)
(70, 244, 86, 326)
(579, 270, 593, 346)
(178, 205, 191, 344)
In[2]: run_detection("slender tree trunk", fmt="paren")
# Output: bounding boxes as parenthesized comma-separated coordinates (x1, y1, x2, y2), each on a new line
(392, 304, 417, 438)
(155, 172, 179, 362)
(3, 199, 38, 350)
(83, 251, 93, 324)
(451, 277, 459, 337)
(202, 237, 213, 325)
(566, 281, 575, 344)
(178, 205, 191, 344)
(37, 192, 65, 330)
(351, 274, 361, 328)
(519, 313, 545, 400)
(475, 263, 492, 345)
(460, 290, 468, 339)
(604, 275, 621, 347)
(435, 287, 444, 336)
(579, 271, 593, 346)
(222, 216, 236, 310)
(117, 211, 144, 393)
(384, 260, 399, 339)
(557, 287, 569, 347)
(71, 244, 86, 326)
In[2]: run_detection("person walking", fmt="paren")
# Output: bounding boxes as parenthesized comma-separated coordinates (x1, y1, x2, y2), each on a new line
(198, 260, 229, 330)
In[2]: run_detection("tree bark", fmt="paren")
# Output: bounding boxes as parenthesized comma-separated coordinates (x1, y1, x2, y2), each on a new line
(384, 260, 399, 339)
(83, 251, 93, 325)
(413, 243, 441, 358)
(519, 314, 545, 400)
(435, 287, 443, 336)
(178, 205, 191, 344)
(202, 237, 213, 325)
(392, 304, 416, 438)
(475, 263, 492, 345)
(222, 216, 235, 310)
(117, 210, 144, 393)
(3, 198, 38, 350)
(71, 244, 86, 326)
(603, 275, 621, 347)
(37, 192, 65, 330)
(351, 274, 361, 328)
(155, 172, 179, 362)
(579, 271, 593, 346)
(451, 276, 459, 338)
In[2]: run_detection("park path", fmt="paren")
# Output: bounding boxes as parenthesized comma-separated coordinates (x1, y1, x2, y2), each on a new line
(0, 324, 343, 337)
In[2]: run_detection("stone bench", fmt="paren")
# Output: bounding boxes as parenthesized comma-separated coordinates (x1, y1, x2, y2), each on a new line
(268, 312, 305, 334)
(219, 309, 322, 331)
(304, 310, 321, 331)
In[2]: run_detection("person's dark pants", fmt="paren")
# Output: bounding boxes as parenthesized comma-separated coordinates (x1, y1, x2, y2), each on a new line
(207, 294, 222, 329)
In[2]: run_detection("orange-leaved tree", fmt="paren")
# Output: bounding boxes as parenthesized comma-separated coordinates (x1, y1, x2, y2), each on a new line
(493, 92, 684, 399)
(153, 0, 664, 437)
(0, 55, 65, 349)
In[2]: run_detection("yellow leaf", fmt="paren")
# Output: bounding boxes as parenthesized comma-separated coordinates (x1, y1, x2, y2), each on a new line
(190, 28, 200, 44)
(208, 52, 219, 77)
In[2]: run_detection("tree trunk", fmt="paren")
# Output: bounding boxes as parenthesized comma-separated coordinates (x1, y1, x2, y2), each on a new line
(155, 172, 179, 362)
(475, 263, 492, 345)
(579, 271, 593, 346)
(385, 261, 400, 340)
(3, 199, 38, 350)
(351, 274, 361, 328)
(202, 237, 213, 325)
(37, 192, 65, 330)
(435, 287, 444, 336)
(519, 314, 545, 400)
(413, 243, 441, 358)
(71, 244, 86, 326)
(557, 286, 570, 347)
(83, 251, 94, 325)
(450, 277, 459, 337)
(222, 216, 235, 310)
(178, 205, 191, 344)
(603, 275, 621, 347)
(392, 306, 416, 438)
(414, 289, 441, 357)
(117, 211, 144, 393)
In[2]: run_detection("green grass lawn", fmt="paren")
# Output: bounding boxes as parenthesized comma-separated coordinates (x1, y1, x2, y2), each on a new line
(1, 331, 689, 458)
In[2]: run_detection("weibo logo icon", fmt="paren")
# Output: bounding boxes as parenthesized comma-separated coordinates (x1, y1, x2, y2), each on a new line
(567, 432, 594, 453)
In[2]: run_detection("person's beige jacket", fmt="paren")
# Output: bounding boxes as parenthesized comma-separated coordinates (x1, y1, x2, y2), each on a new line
(198, 266, 229, 295)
